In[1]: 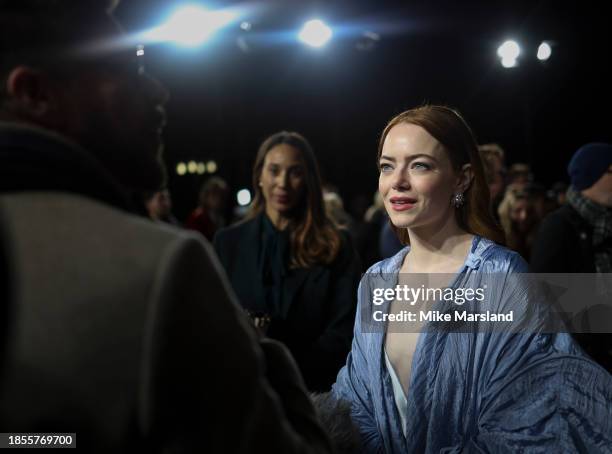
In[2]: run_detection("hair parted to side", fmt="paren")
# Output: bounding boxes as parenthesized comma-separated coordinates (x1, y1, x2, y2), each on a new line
(249, 131, 342, 268)
(378, 105, 505, 245)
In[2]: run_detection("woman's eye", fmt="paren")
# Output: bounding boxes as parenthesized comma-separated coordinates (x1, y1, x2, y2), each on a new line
(380, 163, 393, 172)
(411, 162, 431, 171)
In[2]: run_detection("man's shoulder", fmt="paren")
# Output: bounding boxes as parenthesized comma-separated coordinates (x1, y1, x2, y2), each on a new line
(533, 205, 589, 247)
(1, 191, 207, 253)
(542, 204, 585, 231)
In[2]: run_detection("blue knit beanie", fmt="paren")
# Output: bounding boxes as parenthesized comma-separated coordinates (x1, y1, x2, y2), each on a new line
(567, 143, 612, 190)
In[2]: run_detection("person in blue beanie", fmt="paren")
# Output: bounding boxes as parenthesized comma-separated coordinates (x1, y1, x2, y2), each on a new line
(531, 142, 612, 372)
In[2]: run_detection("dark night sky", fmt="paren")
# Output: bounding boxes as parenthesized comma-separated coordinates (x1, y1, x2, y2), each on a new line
(114, 0, 611, 219)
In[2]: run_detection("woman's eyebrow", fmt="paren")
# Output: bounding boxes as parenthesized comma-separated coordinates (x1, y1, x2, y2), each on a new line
(379, 153, 437, 162)
(405, 153, 438, 162)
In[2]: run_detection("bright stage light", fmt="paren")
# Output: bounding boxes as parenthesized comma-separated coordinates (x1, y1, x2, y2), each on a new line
(537, 42, 552, 61)
(298, 19, 333, 48)
(143, 5, 238, 46)
(237, 189, 252, 206)
(501, 57, 517, 68)
(497, 40, 520, 61)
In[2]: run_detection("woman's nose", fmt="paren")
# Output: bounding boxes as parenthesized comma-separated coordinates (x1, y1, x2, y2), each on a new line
(391, 168, 410, 190)
(276, 171, 288, 188)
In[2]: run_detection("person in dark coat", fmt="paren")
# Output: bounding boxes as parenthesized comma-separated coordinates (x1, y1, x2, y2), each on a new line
(214, 131, 361, 392)
(530, 142, 612, 372)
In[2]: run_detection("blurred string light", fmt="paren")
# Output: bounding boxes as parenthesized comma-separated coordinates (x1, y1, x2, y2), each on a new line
(237, 189, 252, 206)
(142, 4, 240, 47)
(206, 161, 218, 173)
(497, 40, 520, 68)
(537, 41, 552, 61)
(175, 160, 218, 175)
(298, 19, 333, 48)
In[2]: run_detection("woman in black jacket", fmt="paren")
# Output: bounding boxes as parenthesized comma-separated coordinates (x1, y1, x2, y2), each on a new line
(214, 131, 361, 392)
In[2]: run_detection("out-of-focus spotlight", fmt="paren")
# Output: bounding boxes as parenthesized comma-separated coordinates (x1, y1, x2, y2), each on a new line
(501, 57, 517, 68)
(176, 162, 187, 176)
(237, 20, 252, 53)
(237, 189, 252, 206)
(187, 160, 197, 174)
(356, 31, 380, 52)
(298, 19, 333, 48)
(206, 160, 218, 173)
(497, 40, 520, 60)
(144, 5, 237, 46)
(136, 44, 145, 57)
(537, 42, 552, 61)
(196, 162, 206, 175)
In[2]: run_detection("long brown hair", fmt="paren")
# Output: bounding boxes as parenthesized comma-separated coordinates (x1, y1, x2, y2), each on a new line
(378, 105, 505, 245)
(249, 131, 342, 268)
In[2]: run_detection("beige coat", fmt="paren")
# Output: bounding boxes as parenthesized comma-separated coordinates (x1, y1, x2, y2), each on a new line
(0, 191, 330, 453)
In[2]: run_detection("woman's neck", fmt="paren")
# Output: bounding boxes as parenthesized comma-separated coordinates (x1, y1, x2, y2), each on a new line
(265, 206, 290, 231)
(402, 216, 473, 273)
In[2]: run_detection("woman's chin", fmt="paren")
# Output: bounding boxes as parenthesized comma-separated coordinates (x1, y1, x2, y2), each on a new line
(388, 215, 416, 229)
(268, 203, 298, 217)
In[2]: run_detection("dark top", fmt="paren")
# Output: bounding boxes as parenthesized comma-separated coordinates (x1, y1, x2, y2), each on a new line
(214, 212, 361, 391)
(530, 204, 596, 273)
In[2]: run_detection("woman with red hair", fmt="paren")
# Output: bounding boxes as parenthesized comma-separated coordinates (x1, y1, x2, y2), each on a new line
(331, 105, 611, 452)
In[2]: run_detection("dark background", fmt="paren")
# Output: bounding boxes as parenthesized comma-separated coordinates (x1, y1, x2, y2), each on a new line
(115, 0, 611, 220)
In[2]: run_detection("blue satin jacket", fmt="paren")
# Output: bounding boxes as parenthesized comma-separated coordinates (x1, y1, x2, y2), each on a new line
(332, 235, 612, 453)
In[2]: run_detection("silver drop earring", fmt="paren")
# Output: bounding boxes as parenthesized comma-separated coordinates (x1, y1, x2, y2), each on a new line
(452, 192, 465, 208)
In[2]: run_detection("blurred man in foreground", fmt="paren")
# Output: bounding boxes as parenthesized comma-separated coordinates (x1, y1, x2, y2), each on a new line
(0, 1, 331, 452)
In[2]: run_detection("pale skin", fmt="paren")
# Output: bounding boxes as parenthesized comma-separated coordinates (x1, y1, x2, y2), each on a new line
(259, 144, 306, 230)
(379, 123, 474, 274)
(379, 123, 475, 394)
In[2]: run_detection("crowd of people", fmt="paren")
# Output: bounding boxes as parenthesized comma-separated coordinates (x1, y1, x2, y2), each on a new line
(0, 1, 611, 453)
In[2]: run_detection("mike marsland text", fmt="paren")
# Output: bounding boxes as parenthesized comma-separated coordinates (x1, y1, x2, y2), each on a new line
(372, 310, 514, 322)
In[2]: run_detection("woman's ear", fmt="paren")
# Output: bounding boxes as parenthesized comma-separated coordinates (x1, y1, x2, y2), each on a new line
(456, 163, 474, 193)
(5, 66, 54, 118)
